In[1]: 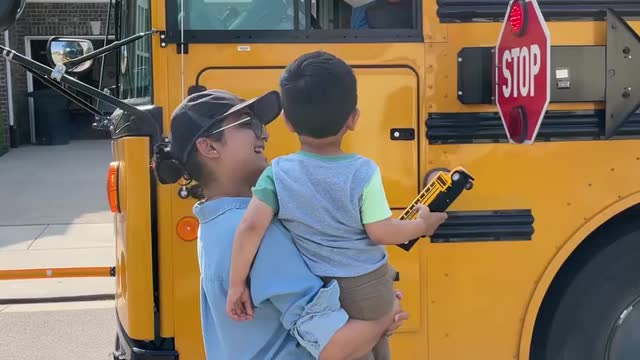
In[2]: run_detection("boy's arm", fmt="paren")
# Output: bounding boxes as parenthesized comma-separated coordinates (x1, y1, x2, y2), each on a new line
(361, 167, 445, 245)
(229, 166, 279, 289)
(365, 215, 431, 245)
(229, 196, 275, 288)
(227, 167, 278, 320)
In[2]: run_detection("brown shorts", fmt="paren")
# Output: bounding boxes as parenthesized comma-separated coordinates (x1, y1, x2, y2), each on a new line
(321, 263, 398, 360)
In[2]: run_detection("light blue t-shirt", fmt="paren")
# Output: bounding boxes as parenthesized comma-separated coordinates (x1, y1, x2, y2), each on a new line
(194, 197, 348, 360)
(252, 151, 393, 278)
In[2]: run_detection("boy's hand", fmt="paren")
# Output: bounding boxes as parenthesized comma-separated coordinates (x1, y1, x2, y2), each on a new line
(226, 285, 254, 321)
(415, 204, 447, 236)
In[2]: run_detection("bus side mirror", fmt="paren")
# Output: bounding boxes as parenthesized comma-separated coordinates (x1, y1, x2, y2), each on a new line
(0, 0, 26, 32)
(47, 37, 95, 73)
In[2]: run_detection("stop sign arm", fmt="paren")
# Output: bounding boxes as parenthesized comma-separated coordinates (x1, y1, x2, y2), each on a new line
(604, 8, 640, 138)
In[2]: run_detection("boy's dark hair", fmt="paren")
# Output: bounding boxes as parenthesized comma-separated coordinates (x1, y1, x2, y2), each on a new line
(280, 51, 357, 139)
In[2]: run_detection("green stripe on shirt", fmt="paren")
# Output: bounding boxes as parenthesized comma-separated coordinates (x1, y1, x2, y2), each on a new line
(252, 166, 279, 213)
(360, 167, 393, 224)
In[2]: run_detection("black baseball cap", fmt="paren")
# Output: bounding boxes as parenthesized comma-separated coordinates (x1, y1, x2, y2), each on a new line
(169, 89, 281, 164)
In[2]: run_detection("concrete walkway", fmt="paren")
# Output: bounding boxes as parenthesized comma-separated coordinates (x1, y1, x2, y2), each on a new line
(0, 140, 116, 303)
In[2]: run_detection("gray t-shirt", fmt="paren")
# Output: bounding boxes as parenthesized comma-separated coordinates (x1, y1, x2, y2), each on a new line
(252, 151, 393, 277)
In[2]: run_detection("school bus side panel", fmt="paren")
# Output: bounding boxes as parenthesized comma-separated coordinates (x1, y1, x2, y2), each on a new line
(167, 184, 205, 360)
(113, 137, 155, 341)
(422, 141, 640, 359)
(421, 12, 640, 360)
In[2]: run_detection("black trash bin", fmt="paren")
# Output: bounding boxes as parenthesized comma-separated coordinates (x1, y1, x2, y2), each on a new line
(29, 88, 71, 145)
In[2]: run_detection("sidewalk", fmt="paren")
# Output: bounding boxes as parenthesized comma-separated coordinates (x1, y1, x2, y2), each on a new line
(0, 140, 116, 303)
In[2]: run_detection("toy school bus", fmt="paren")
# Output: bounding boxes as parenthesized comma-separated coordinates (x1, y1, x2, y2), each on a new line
(1, 0, 640, 359)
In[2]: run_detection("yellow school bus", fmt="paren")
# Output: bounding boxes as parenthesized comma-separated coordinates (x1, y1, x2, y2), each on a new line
(2, 0, 640, 359)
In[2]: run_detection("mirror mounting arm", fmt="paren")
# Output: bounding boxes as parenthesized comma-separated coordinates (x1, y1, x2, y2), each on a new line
(26, 63, 107, 119)
(51, 63, 67, 81)
(0, 44, 162, 144)
(59, 30, 156, 73)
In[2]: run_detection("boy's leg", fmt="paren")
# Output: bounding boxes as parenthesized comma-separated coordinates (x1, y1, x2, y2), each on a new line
(321, 263, 398, 360)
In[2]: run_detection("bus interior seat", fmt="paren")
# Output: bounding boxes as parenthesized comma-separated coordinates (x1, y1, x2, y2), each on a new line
(365, 0, 413, 29)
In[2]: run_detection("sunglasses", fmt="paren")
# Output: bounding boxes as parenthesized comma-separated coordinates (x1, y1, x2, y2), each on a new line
(205, 114, 266, 139)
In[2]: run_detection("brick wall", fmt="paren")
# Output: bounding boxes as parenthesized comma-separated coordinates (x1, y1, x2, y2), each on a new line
(0, 1, 114, 150)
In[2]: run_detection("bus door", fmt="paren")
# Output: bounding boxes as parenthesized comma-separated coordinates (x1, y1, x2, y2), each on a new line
(162, 0, 428, 358)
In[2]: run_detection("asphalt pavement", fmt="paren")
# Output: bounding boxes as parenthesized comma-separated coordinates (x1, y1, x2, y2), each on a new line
(0, 301, 116, 360)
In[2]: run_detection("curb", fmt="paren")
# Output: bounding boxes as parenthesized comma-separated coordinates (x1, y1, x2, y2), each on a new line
(0, 293, 115, 305)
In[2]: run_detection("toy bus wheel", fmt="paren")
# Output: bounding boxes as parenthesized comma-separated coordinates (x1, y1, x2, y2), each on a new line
(464, 181, 473, 191)
(531, 221, 640, 360)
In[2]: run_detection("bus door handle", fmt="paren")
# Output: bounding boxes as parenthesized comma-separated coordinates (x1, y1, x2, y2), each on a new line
(390, 128, 415, 140)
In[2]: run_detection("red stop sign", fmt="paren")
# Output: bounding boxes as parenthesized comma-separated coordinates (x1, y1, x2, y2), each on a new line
(496, 0, 550, 144)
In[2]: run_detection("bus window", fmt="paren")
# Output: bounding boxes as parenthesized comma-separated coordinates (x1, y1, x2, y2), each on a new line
(119, 0, 152, 101)
(178, 0, 306, 30)
(346, 0, 414, 29)
(172, 0, 417, 35)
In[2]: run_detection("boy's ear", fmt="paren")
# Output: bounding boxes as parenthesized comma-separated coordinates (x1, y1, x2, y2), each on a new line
(194, 138, 220, 160)
(345, 108, 360, 131)
(282, 112, 296, 133)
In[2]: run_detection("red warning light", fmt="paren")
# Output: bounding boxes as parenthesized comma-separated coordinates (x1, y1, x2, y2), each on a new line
(508, 106, 528, 143)
(509, 0, 527, 36)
